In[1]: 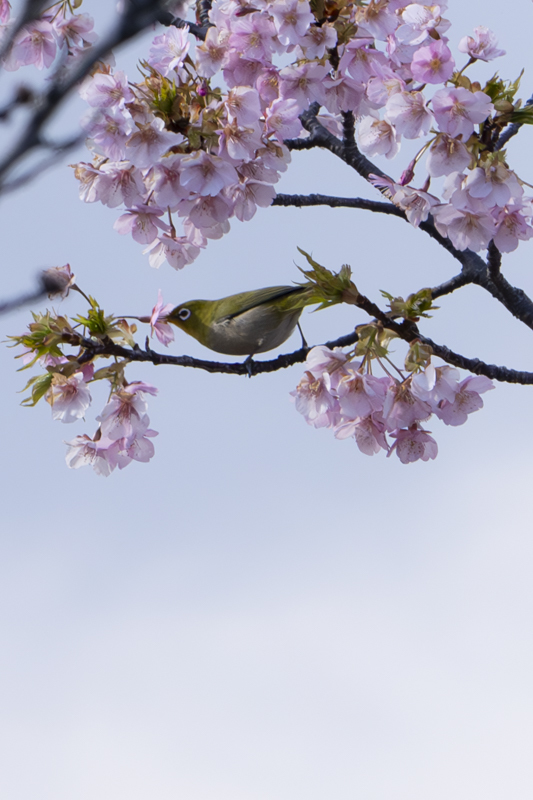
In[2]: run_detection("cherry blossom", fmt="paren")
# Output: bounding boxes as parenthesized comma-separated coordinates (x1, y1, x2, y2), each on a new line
(47, 373, 92, 423)
(114, 204, 167, 244)
(149, 291, 175, 346)
(65, 434, 117, 477)
(388, 425, 438, 464)
(432, 87, 494, 140)
(396, 3, 450, 47)
(410, 40, 455, 84)
(385, 90, 433, 139)
(335, 415, 389, 456)
(80, 70, 133, 108)
(425, 134, 472, 178)
(148, 26, 190, 76)
(492, 203, 533, 253)
(458, 26, 505, 62)
(435, 376, 494, 426)
(179, 151, 239, 196)
(358, 114, 400, 159)
(290, 370, 340, 429)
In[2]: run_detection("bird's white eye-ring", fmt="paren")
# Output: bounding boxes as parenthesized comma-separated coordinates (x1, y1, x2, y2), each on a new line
(178, 308, 191, 321)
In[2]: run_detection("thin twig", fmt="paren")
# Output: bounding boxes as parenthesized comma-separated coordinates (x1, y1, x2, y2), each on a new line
(0, 274, 63, 315)
(0, 0, 170, 191)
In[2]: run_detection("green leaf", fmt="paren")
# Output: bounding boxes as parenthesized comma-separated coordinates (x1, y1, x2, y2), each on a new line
(20, 373, 53, 407)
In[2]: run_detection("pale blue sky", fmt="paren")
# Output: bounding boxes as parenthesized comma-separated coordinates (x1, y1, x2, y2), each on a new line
(1, 2, 533, 798)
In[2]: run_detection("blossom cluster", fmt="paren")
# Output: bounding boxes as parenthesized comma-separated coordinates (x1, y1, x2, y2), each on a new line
(63, 0, 533, 268)
(0, 1, 97, 72)
(292, 346, 494, 463)
(10, 266, 159, 476)
(65, 382, 159, 477)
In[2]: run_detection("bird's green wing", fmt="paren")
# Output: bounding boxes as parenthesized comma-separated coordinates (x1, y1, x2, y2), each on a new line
(223, 286, 309, 320)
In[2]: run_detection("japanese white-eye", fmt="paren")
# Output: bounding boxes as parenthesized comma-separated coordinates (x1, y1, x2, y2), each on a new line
(166, 285, 320, 356)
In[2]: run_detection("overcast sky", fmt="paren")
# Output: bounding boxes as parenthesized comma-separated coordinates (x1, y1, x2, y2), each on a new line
(1, 2, 533, 799)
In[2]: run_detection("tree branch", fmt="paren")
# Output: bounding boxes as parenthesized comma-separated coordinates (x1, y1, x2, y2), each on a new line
(272, 192, 405, 216)
(156, 10, 210, 40)
(74, 330, 359, 376)
(495, 93, 533, 150)
(430, 273, 472, 299)
(271, 190, 533, 330)
(0, 273, 64, 315)
(0, 0, 170, 191)
(352, 292, 533, 384)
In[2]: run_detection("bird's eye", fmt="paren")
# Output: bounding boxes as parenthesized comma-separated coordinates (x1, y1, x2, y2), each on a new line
(178, 308, 191, 321)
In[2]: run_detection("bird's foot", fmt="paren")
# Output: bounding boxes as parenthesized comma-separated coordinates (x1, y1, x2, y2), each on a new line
(297, 322, 308, 350)
(244, 355, 254, 378)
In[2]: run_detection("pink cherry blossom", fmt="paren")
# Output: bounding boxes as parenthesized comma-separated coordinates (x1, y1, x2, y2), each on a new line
(4, 19, 56, 71)
(196, 27, 227, 78)
(392, 185, 439, 227)
(99, 162, 145, 208)
(65, 434, 117, 476)
(291, 370, 340, 429)
(358, 114, 400, 159)
(53, 12, 98, 51)
(492, 204, 533, 253)
(270, 0, 314, 46)
(463, 164, 522, 208)
(97, 382, 157, 442)
(223, 53, 266, 89)
(337, 369, 389, 420)
(385, 90, 433, 138)
(144, 233, 202, 270)
(300, 23, 337, 59)
(83, 107, 133, 161)
(226, 86, 262, 126)
(432, 87, 493, 140)
(279, 62, 328, 111)
(396, 4, 450, 47)
(356, 2, 397, 41)
(411, 365, 461, 408)
(113, 428, 158, 469)
(425, 133, 471, 177)
(388, 425, 438, 463)
(256, 67, 281, 105)
(0, 1, 10, 25)
(228, 14, 278, 62)
(125, 118, 179, 168)
(382, 380, 432, 430)
(264, 97, 302, 140)
(148, 26, 190, 76)
(458, 26, 505, 62)
(114, 204, 167, 244)
(304, 346, 349, 391)
(410, 40, 454, 84)
(217, 120, 263, 162)
(228, 179, 276, 221)
(366, 66, 405, 107)
(339, 38, 387, 82)
(47, 373, 92, 423)
(80, 70, 134, 108)
(334, 414, 389, 456)
(433, 202, 498, 251)
(144, 154, 189, 208)
(435, 375, 494, 426)
(149, 290, 175, 346)
(178, 194, 233, 229)
(179, 150, 239, 196)
(322, 75, 366, 115)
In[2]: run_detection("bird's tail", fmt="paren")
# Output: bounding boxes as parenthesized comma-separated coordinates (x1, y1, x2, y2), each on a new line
(290, 249, 360, 311)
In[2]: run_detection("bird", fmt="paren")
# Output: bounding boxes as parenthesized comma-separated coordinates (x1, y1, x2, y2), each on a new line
(166, 284, 321, 357)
